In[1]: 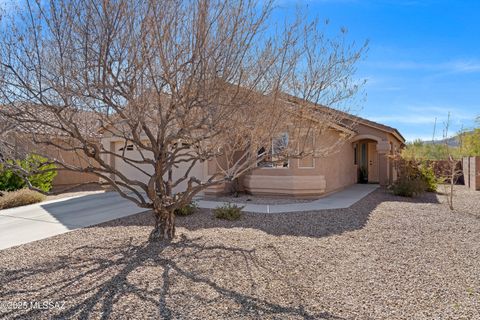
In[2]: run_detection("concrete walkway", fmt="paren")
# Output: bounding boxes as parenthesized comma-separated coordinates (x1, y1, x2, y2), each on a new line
(196, 184, 379, 213)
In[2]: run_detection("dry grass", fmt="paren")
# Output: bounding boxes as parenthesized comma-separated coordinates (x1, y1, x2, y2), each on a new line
(0, 189, 45, 210)
(0, 187, 479, 319)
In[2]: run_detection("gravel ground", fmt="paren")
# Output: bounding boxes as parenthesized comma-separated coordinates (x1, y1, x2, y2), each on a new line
(202, 193, 312, 205)
(0, 186, 479, 319)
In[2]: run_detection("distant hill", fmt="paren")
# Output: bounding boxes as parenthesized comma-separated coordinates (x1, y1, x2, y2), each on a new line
(423, 136, 460, 147)
(421, 130, 477, 147)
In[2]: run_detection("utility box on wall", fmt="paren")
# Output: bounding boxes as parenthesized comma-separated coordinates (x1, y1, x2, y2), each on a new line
(463, 157, 480, 191)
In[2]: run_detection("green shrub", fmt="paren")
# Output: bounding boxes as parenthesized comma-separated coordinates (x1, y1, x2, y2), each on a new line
(174, 201, 198, 216)
(392, 159, 440, 197)
(0, 189, 46, 210)
(419, 164, 438, 192)
(0, 155, 57, 192)
(213, 203, 244, 220)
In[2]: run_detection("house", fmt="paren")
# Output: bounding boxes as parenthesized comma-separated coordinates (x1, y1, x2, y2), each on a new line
(100, 97, 405, 198)
(0, 105, 100, 189)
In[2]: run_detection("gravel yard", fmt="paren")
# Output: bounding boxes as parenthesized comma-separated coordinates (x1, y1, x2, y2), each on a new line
(0, 186, 479, 319)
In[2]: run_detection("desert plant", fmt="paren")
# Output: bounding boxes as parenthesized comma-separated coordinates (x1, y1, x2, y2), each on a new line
(358, 166, 368, 184)
(391, 177, 426, 197)
(213, 203, 244, 220)
(174, 201, 198, 216)
(441, 113, 463, 210)
(0, 189, 46, 210)
(0, 155, 57, 192)
(419, 163, 439, 192)
(391, 158, 428, 197)
(0, 166, 25, 191)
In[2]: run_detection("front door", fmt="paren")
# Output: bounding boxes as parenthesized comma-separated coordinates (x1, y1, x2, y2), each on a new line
(367, 142, 379, 183)
(358, 143, 369, 183)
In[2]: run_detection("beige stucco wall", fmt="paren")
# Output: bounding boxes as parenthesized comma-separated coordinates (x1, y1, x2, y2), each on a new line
(6, 133, 99, 187)
(241, 122, 404, 197)
(243, 129, 357, 196)
(99, 120, 405, 198)
(50, 149, 99, 186)
(315, 141, 357, 193)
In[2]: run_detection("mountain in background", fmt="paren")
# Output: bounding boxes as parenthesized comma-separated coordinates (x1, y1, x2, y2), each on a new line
(421, 130, 477, 147)
(423, 135, 461, 147)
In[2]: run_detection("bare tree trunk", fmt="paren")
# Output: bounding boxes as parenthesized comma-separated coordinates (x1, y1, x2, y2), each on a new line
(448, 164, 455, 210)
(149, 208, 176, 241)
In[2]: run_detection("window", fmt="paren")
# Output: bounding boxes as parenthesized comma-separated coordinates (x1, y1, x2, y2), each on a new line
(298, 134, 315, 168)
(119, 144, 134, 151)
(361, 143, 367, 166)
(258, 133, 289, 168)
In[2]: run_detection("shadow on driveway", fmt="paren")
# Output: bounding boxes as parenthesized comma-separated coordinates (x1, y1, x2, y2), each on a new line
(39, 192, 145, 229)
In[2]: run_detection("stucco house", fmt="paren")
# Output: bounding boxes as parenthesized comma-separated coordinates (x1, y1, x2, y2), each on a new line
(100, 98, 405, 198)
(0, 106, 100, 189)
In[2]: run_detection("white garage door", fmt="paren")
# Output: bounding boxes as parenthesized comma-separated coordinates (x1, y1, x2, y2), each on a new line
(114, 142, 205, 195)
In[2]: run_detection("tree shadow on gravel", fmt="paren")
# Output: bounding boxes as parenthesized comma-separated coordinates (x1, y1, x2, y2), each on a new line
(118, 189, 441, 239)
(0, 236, 346, 320)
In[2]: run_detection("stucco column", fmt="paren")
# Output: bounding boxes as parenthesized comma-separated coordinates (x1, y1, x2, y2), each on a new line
(377, 141, 391, 186)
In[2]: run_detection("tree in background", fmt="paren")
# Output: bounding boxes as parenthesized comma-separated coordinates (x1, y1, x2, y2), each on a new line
(459, 117, 480, 156)
(0, 0, 366, 240)
(402, 140, 456, 161)
(440, 113, 463, 210)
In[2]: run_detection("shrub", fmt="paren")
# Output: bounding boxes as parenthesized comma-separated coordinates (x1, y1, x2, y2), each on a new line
(392, 158, 441, 197)
(174, 201, 198, 216)
(358, 166, 368, 184)
(0, 155, 57, 192)
(392, 159, 427, 197)
(419, 164, 438, 192)
(391, 177, 426, 197)
(213, 203, 244, 220)
(0, 189, 46, 210)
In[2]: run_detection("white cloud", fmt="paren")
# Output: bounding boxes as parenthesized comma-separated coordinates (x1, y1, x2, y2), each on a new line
(366, 59, 480, 74)
(365, 104, 478, 141)
(367, 115, 438, 125)
(365, 105, 477, 125)
(362, 75, 404, 91)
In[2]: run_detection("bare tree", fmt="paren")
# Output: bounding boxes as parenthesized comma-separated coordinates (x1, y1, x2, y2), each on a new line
(441, 113, 462, 210)
(0, 0, 366, 240)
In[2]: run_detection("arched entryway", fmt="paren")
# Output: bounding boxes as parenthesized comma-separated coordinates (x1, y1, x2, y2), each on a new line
(351, 134, 391, 186)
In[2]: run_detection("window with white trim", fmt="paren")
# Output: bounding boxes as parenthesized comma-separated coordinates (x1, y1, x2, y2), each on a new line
(258, 132, 289, 168)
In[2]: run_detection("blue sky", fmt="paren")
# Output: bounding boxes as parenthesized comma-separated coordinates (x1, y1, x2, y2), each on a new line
(1, 0, 478, 142)
(274, 0, 480, 142)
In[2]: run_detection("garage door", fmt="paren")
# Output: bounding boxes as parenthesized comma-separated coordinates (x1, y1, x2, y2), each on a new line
(114, 142, 205, 195)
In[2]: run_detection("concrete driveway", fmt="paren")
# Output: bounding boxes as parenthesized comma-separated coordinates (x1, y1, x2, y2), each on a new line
(0, 192, 146, 250)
